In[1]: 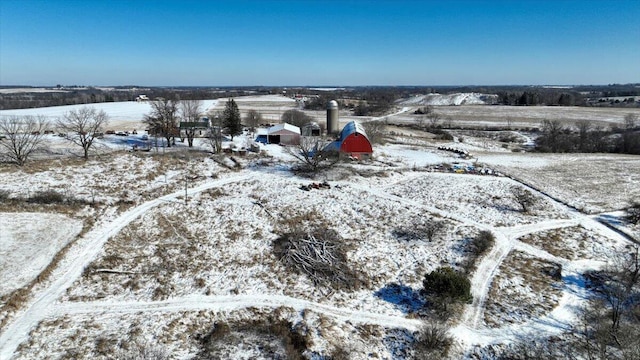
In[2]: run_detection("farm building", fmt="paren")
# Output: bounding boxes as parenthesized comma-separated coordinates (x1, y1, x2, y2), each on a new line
(323, 121, 373, 159)
(255, 123, 301, 145)
(179, 118, 211, 138)
(302, 122, 321, 136)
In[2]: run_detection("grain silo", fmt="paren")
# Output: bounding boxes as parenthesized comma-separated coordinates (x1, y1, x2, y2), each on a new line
(326, 100, 339, 135)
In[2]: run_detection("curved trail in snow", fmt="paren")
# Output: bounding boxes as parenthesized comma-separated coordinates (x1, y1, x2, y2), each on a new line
(354, 173, 633, 347)
(0, 174, 254, 360)
(55, 294, 423, 331)
(1, 169, 635, 359)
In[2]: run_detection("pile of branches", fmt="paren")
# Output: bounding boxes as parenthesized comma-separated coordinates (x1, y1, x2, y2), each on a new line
(273, 229, 360, 289)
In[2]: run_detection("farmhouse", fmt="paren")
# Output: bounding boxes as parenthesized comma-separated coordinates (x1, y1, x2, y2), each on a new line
(179, 118, 210, 138)
(324, 120, 373, 159)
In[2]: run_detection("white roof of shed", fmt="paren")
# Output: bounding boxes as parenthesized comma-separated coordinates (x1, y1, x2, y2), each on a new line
(268, 123, 301, 135)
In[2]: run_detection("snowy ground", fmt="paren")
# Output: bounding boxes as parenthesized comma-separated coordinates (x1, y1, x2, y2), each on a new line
(397, 93, 499, 106)
(0, 97, 638, 359)
(0, 213, 83, 298)
(392, 105, 640, 129)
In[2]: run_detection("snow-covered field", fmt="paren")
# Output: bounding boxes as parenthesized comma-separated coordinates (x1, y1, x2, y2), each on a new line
(0, 96, 638, 359)
(0, 94, 297, 130)
(0, 213, 83, 298)
(393, 104, 640, 129)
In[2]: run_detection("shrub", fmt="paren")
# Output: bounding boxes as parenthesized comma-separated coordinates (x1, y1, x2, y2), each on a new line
(393, 219, 445, 242)
(463, 230, 496, 273)
(199, 318, 309, 360)
(472, 230, 495, 256)
(627, 202, 640, 224)
(511, 186, 537, 213)
(115, 342, 169, 360)
(414, 323, 453, 359)
(27, 190, 65, 204)
(422, 267, 472, 303)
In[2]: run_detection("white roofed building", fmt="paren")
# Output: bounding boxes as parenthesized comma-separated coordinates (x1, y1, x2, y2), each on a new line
(264, 123, 301, 145)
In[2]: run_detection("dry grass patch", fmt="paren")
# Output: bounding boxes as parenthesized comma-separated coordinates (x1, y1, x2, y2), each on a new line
(518, 226, 615, 261)
(484, 251, 563, 327)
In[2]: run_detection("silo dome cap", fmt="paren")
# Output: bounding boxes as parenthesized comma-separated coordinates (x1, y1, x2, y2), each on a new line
(327, 100, 339, 109)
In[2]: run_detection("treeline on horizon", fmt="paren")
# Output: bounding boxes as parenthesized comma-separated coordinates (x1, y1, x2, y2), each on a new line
(1, 84, 639, 111)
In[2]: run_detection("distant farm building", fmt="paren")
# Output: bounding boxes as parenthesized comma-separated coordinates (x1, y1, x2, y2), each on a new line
(255, 123, 301, 145)
(324, 121, 373, 159)
(135, 94, 149, 102)
(302, 122, 321, 136)
(179, 118, 210, 138)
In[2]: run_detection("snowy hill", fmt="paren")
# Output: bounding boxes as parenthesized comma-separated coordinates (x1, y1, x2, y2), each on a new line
(398, 93, 499, 106)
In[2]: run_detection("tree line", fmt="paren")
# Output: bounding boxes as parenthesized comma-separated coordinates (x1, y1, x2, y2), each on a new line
(0, 97, 253, 165)
(535, 114, 640, 155)
(0, 87, 269, 110)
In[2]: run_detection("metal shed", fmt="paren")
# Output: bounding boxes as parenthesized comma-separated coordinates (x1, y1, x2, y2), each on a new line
(266, 123, 301, 145)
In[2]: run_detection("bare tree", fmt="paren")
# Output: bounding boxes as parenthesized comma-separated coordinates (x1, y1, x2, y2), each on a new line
(144, 98, 179, 147)
(284, 136, 337, 173)
(538, 119, 565, 152)
(179, 99, 203, 147)
(361, 120, 387, 144)
(57, 107, 108, 159)
(582, 247, 640, 356)
(511, 186, 537, 213)
(0, 115, 48, 166)
(207, 111, 223, 154)
(624, 113, 638, 130)
(281, 109, 313, 128)
(576, 120, 592, 152)
(506, 117, 513, 129)
(244, 109, 262, 133)
(427, 111, 441, 129)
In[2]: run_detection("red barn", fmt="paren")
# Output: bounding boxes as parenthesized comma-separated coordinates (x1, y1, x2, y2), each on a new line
(324, 121, 373, 159)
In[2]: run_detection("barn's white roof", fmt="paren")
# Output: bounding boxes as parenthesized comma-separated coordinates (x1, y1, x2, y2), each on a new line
(268, 123, 301, 135)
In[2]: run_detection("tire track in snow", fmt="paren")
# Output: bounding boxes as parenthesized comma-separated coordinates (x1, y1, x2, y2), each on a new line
(461, 219, 586, 329)
(55, 295, 423, 331)
(0, 174, 254, 360)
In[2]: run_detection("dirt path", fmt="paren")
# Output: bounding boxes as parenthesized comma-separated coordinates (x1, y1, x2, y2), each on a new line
(356, 173, 633, 349)
(1, 169, 634, 359)
(55, 294, 423, 331)
(0, 174, 254, 360)
(452, 178, 634, 350)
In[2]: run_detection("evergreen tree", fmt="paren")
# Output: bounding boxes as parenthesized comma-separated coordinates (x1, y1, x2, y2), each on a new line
(223, 98, 242, 140)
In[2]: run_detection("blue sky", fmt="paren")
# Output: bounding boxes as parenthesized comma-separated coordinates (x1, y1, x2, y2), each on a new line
(1, 0, 638, 86)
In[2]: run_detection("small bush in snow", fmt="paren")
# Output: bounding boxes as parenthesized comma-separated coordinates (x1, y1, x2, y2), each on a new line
(627, 201, 640, 224)
(462, 230, 496, 274)
(114, 342, 169, 360)
(511, 186, 537, 213)
(413, 323, 453, 359)
(393, 219, 445, 242)
(422, 267, 472, 318)
(198, 318, 309, 360)
(27, 190, 66, 204)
